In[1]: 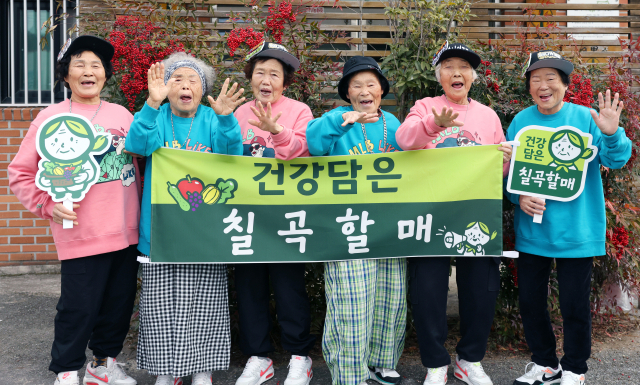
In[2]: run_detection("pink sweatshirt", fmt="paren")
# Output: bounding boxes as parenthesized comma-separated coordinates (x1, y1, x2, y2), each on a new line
(8, 100, 141, 260)
(234, 96, 312, 160)
(396, 95, 509, 176)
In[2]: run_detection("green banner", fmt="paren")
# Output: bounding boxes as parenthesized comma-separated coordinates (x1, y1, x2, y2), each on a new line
(150, 145, 504, 263)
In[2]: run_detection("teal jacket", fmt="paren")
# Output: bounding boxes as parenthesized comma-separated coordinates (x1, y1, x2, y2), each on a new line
(125, 102, 243, 255)
(505, 102, 631, 258)
(306, 106, 402, 156)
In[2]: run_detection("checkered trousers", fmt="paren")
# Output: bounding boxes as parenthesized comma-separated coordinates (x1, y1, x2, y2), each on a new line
(136, 263, 230, 377)
(322, 258, 407, 385)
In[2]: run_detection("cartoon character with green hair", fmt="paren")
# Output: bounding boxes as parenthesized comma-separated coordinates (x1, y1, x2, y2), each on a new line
(457, 221, 497, 256)
(547, 129, 596, 173)
(35, 114, 110, 201)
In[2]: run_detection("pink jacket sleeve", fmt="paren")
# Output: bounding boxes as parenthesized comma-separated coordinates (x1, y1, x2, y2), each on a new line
(272, 105, 312, 160)
(396, 100, 443, 150)
(8, 121, 56, 220)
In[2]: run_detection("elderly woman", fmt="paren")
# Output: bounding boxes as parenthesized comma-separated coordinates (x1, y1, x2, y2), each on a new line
(8, 35, 140, 385)
(306, 56, 405, 385)
(395, 42, 512, 385)
(125, 52, 245, 385)
(508, 51, 631, 385)
(232, 41, 317, 385)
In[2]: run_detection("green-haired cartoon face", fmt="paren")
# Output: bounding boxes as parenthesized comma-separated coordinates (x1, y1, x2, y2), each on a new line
(39, 117, 108, 163)
(549, 130, 593, 164)
(465, 221, 497, 247)
(44, 124, 92, 161)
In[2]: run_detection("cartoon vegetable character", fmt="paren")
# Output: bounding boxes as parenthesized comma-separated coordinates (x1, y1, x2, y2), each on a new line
(36, 114, 109, 200)
(547, 129, 595, 173)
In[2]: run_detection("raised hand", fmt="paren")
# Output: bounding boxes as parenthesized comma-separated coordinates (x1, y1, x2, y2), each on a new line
(498, 143, 513, 163)
(432, 106, 463, 130)
(249, 101, 284, 134)
(208, 78, 246, 116)
(341, 111, 379, 127)
(147, 62, 174, 109)
(590, 89, 624, 136)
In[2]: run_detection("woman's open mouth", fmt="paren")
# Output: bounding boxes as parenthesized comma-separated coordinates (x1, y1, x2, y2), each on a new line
(539, 94, 552, 102)
(260, 89, 272, 97)
(80, 80, 95, 87)
(360, 100, 373, 106)
(451, 82, 464, 90)
(180, 95, 193, 103)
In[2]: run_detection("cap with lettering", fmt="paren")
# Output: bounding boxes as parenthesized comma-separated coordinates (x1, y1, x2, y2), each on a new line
(523, 50, 574, 77)
(431, 41, 481, 69)
(245, 41, 300, 71)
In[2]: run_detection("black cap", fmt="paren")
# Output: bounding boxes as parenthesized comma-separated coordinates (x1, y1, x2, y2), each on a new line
(431, 41, 481, 69)
(523, 50, 574, 77)
(337, 56, 389, 103)
(245, 41, 300, 71)
(57, 35, 114, 63)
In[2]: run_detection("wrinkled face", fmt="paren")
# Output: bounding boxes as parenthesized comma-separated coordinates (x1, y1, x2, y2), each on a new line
(439, 58, 473, 102)
(44, 124, 91, 161)
(167, 67, 203, 117)
(347, 70, 383, 114)
(529, 67, 568, 115)
(65, 51, 106, 101)
(551, 134, 581, 161)
(251, 59, 286, 105)
(464, 223, 490, 246)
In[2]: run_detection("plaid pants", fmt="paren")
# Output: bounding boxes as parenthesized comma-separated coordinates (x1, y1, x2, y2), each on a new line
(323, 258, 407, 385)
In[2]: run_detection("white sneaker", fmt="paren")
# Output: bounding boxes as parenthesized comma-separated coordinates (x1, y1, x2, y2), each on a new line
(513, 362, 562, 385)
(560, 371, 585, 385)
(454, 356, 492, 385)
(235, 356, 274, 385)
(83, 357, 137, 385)
(284, 355, 313, 385)
(192, 372, 212, 385)
(369, 366, 402, 384)
(424, 366, 448, 385)
(55, 371, 79, 385)
(154, 376, 182, 385)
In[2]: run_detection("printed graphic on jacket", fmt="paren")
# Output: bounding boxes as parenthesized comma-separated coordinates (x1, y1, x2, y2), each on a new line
(243, 136, 276, 158)
(35, 113, 110, 201)
(435, 129, 480, 148)
(348, 140, 398, 155)
(93, 126, 136, 187)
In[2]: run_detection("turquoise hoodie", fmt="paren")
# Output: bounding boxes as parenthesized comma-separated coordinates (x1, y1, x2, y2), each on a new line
(505, 102, 631, 258)
(306, 106, 402, 156)
(125, 102, 243, 255)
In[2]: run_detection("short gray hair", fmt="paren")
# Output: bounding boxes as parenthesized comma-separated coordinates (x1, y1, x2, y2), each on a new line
(163, 52, 216, 94)
(434, 62, 478, 84)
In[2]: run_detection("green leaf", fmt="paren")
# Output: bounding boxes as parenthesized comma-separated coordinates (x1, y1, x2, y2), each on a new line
(215, 178, 238, 204)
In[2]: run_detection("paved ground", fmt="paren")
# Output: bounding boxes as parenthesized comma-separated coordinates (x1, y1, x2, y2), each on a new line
(1, 273, 639, 385)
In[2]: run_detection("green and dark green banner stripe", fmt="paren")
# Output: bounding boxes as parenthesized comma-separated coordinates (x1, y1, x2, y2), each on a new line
(150, 146, 504, 263)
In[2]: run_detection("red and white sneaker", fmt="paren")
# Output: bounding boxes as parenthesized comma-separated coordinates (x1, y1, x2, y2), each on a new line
(424, 366, 448, 385)
(235, 356, 274, 385)
(83, 357, 137, 385)
(192, 371, 212, 385)
(454, 356, 492, 385)
(284, 355, 313, 385)
(513, 363, 562, 385)
(560, 371, 585, 385)
(154, 376, 183, 385)
(55, 371, 79, 385)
